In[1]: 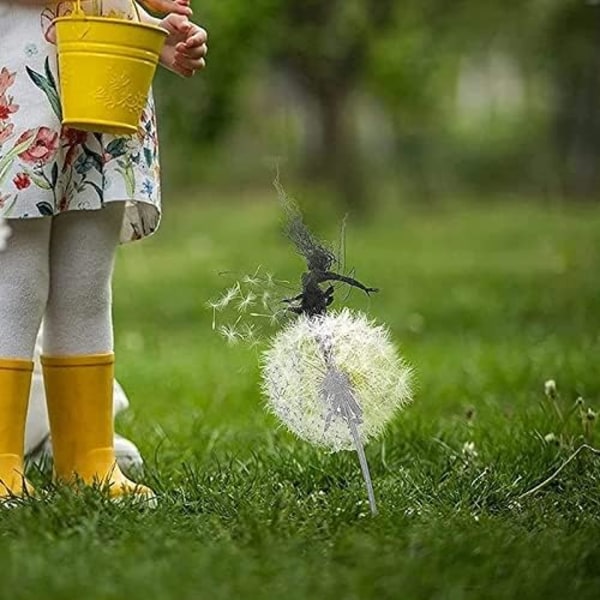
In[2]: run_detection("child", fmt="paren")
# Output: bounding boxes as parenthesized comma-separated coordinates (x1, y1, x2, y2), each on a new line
(0, 0, 208, 501)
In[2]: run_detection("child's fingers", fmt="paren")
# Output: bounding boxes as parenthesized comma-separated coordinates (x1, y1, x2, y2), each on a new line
(139, 0, 192, 16)
(184, 27, 208, 47)
(163, 13, 193, 35)
(174, 54, 206, 73)
(175, 40, 208, 59)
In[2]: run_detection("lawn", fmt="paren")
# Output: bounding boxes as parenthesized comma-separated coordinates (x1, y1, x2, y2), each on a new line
(2, 193, 600, 599)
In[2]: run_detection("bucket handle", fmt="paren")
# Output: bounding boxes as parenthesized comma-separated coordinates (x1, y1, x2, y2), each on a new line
(71, 0, 142, 22)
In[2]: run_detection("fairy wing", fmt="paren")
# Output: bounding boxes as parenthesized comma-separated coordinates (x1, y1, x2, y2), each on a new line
(274, 175, 337, 270)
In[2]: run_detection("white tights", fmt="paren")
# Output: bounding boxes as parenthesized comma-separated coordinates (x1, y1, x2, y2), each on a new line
(0, 204, 124, 359)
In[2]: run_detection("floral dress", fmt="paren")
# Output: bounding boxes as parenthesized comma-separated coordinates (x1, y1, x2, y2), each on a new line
(0, 1, 161, 243)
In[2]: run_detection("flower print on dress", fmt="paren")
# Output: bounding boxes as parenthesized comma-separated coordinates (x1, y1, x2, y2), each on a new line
(0, 68, 19, 148)
(13, 172, 31, 191)
(61, 127, 88, 171)
(40, 2, 74, 44)
(0, 122, 15, 145)
(17, 127, 59, 165)
(0, 68, 19, 122)
(24, 44, 39, 58)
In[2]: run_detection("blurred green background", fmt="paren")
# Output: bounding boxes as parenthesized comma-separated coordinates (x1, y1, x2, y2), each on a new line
(157, 0, 600, 208)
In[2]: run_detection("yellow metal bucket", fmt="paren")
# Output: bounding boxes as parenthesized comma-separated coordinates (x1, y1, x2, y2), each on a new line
(54, 1, 168, 135)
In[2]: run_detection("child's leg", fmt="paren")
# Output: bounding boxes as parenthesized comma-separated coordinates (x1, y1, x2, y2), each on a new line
(42, 204, 123, 356)
(0, 218, 51, 358)
(41, 205, 153, 500)
(0, 218, 51, 498)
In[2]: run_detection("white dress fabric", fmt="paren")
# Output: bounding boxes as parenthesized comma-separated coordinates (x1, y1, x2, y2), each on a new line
(0, 2, 162, 243)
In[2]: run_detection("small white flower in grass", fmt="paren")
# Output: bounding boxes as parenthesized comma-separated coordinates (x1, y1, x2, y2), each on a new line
(262, 308, 412, 452)
(544, 379, 557, 399)
(0, 219, 11, 252)
(462, 441, 478, 459)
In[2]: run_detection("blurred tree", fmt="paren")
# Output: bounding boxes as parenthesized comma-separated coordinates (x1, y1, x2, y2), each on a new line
(542, 0, 600, 199)
(268, 0, 396, 213)
(367, 0, 535, 199)
(156, 0, 278, 144)
(156, 0, 600, 204)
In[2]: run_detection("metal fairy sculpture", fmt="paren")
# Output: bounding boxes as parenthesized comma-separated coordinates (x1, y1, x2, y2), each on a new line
(276, 177, 379, 317)
(210, 179, 413, 515)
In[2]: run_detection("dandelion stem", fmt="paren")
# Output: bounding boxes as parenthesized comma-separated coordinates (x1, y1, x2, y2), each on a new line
(348, 418, 378, 516)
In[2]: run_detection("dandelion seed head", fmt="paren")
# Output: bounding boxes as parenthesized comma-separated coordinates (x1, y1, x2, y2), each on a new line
(262, 308, 413, 452)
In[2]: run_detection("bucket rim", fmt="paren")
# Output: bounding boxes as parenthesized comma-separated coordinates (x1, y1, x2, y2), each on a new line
(53, 15, 168, 37)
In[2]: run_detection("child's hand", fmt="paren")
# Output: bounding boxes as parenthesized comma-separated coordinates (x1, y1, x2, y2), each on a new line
(139, 0, 192, 17)
(159, 14, 208, 78)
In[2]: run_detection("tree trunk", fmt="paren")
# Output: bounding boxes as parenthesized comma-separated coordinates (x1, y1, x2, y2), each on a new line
(550, 2, 600, 199)
(306, 86, 367, 214)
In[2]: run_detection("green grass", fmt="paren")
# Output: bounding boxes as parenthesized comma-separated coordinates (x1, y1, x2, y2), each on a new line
(3, 195, 600, 599)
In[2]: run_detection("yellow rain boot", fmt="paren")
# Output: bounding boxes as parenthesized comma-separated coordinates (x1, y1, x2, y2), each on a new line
(0, 358, 35, 500)
(41, 354, 155, 503)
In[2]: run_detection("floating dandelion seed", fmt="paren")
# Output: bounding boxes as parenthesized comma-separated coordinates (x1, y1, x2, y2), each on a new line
(239, 322, 256, 342)
(206, 299, 223, 330)
(242, 265, 263, 287)
(219, 325, 241, 345)
(237, 291, 257, 313)
(261, 291, 272, 310)
(219, 316, 243, 345)
(218, 283, 241, 310)
(269, 309, 285, 326)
